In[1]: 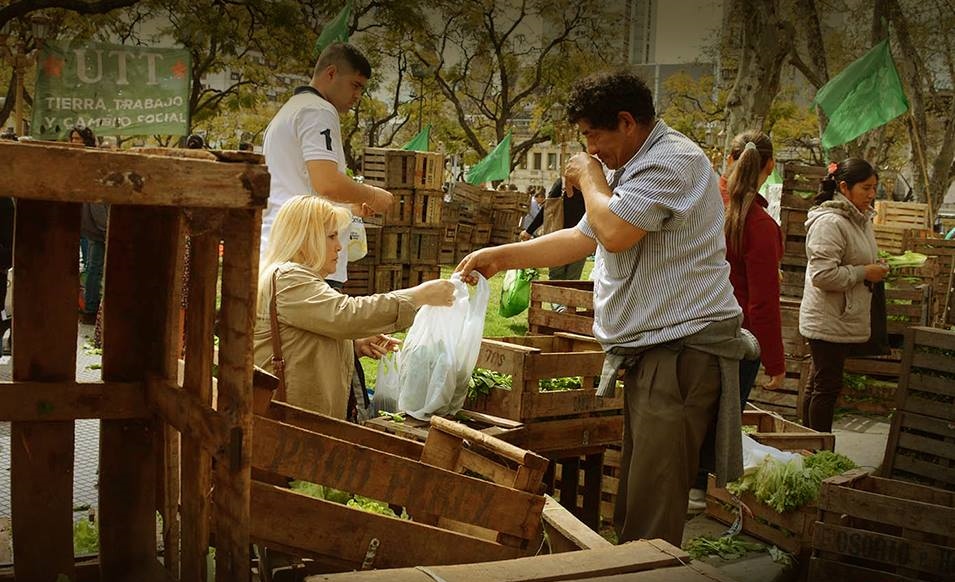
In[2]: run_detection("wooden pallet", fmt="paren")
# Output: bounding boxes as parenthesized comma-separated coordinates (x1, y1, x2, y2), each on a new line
(412, 189, 444, 227)
(875, 200, 930, 229)
(881, 327, 955, 491)
(307, 538, 735, 581)
(362, 148, 416, 189)
(906, 238, 955, 325)
(253, 403, 549, 571)
(414, 152, 444, 190)
(810, 469, 955, 582)
(380, 226, 411, 264)
(465, 333, 622, 422)
(527, 280, 595, 336)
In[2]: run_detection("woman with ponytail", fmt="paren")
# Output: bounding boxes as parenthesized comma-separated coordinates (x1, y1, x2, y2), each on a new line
(798, 159, 887, 432)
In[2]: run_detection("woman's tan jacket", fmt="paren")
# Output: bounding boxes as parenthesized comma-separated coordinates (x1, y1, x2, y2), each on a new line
(253, 262, 417, 418)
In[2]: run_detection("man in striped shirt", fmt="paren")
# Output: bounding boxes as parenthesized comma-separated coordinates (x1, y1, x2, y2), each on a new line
(457, 71, 746, 546)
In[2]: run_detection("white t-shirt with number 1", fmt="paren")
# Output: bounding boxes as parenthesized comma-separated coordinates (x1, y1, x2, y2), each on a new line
(262, 89, 352, 283)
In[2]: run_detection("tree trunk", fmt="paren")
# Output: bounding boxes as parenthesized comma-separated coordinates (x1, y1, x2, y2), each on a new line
(722, 0, 793, 152)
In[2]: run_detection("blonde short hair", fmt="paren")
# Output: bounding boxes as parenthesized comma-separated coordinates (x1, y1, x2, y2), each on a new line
(257, 195, 351, 308)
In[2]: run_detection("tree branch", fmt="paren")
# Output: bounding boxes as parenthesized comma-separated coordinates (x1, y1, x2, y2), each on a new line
(0, 0, 140, 29)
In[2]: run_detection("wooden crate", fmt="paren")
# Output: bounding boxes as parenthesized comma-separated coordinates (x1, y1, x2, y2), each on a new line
(311, 538, 736, 581)
(876, 200, 930, 229)
(362, 147, 416, 189)
(780, 296, 809, 357)
(781, 164, 827, 209)
(381, 188, 414, 226)
(455, 224, 474, 261)
(493, 190, 531, 213)
(450, 182, 490, 206)
(748, 355, 810, 418)
(380, 226, 411, 264)
(374, 264, 403, 293)
(471, 223, 492, 245)
(409, 227, 442, 265)
(886, 283, 932, 336)
(906, 238, 955, 325)
(439, 243, 457, 265)
(741, 404, 835, 451)
(342, 263, 375, 296)
(405, 265, 441, 287)
(875, 224, 914, 254)
(706, 472, 817, 555)
(362, 224, 382, 264)
(780, 264, 807, 299)
(881, 327, 955, 491)
(0, 140, 267, 581)
(253, 403, 550, 571)
(527, 280, 595, 336)
(465, 333, 622, 422)
(414, 151, 444, 190)
(412, 189, 444, 226)
(810, 469, 955, 582)
(780, 206, 808, 264)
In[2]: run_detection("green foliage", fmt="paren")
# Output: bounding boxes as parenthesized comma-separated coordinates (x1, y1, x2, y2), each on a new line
(683, 535, 764, 561)
(727, 451, 856, 513)
(73, 518, 99, 555)
(289, 481, 407, 519)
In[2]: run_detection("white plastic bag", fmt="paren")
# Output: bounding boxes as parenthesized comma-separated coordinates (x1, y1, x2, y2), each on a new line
(372, 351, 400, 414)
(397, 272, 490, 420)
(346, 216, 368, 262)
(740, 433, 803, 473)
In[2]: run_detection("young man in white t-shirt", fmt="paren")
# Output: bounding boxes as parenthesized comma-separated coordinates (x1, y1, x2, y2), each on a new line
(262, 43, 394, 286)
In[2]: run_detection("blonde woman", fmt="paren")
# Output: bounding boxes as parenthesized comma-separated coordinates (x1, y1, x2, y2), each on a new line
(254, 195, 455, 419)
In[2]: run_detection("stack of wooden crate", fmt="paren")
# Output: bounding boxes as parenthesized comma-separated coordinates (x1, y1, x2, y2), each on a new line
(445, 182, 523, 260)
(349, 148, 447, 295)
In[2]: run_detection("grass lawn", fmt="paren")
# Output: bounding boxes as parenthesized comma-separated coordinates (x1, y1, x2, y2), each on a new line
(360, 259, 593, 389)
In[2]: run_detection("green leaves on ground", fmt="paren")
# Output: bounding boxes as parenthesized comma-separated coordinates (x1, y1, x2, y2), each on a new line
(683, 535, 764, 560)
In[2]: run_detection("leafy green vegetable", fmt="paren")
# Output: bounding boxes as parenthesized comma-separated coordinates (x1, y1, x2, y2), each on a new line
(377, 411, 405, 423)
(683, 535, 763, 560)
(726, 451, 856, 512)
(468, 368, 512, 400)
(882, 251, 928, 269)
(539, 376, 583, 391)
(73, 518, 99, 555)
(768, 545, 795, 567)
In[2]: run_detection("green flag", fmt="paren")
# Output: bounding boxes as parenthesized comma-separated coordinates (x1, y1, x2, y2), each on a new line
(402, 124, 431, 151)
(314, 2, 351, 57)
(466, 132, 512, 185)
(813, 40, 908, 150)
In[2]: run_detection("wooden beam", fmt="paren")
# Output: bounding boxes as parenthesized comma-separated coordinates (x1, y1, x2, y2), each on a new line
(0, 381, 148, 421)
(0, 140, 269, 209)
(541, 494, 613, 553)
(213, 208, 260, 582)
(180, 224, 221, 582)
(251, 416, 544, 540)
(250, 483, 524, 571)
(99, 206, 181, 576)
(10, 199, 78, 580)
(146, 376, 230, 456)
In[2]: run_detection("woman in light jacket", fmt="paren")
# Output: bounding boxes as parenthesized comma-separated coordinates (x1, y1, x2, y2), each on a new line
(799, 159, 888, 432)
(254, 195, 454, 419)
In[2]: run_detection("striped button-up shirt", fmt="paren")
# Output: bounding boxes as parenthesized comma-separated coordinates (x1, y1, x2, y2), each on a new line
(577, 119, 741, 349)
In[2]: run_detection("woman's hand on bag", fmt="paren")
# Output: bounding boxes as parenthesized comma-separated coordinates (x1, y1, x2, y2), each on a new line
(411, 279, 456, 307)
(763, 373, 785, 390)
(456, 247, 503, 283)
(863, 263, 890, 282)
(355, 334, 400, 359)
(519, 230, 532, 241)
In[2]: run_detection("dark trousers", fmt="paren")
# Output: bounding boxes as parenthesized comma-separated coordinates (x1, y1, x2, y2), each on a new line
(693, 357, 760, 490)
(615, 346, 721, 546)
(82, 238, 106, 316)
(803, 339, 852, 432)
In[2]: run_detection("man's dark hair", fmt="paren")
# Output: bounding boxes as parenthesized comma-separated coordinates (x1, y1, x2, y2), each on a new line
(69, 126, 97, 147)
(314, 42, 372, 79)
(566, 71, 655, 130)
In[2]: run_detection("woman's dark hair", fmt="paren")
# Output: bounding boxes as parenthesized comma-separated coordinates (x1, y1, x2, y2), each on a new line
(816, 158, 878, 204)
(566, 71, 655, 130)
(725, 130, 773, 254)
(69, 126, 96, 147)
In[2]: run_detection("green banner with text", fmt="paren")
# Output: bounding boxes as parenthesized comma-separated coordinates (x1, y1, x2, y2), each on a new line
(31, 40, 191, 139)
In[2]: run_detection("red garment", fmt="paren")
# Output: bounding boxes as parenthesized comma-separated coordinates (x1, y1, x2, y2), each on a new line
(724, 190, 785, 376)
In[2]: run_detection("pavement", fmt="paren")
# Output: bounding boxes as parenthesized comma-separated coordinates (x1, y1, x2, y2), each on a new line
(0, 321, 894, 578)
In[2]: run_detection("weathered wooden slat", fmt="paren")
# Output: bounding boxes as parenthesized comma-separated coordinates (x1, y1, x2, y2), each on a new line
(146, 376, 230, 455)
(0, 140, 269, 208)
(10, 199, 79, 580)
(250, 483, 525, 571)
(180, 228, 220, 582)
(251, 416, 544, 539)
(99, 205, 181, 577)
(213, 208, 260, 582)
(0, 381, 147, 421)
(809, 557, 923, 582)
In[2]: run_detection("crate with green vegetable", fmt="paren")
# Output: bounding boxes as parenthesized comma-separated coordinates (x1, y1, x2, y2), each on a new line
(465, 333, 621, 421)
(781, 163, 827, 210)
(527, 280, 596, 337)
(881, 326, 955, 491)
(810, 469, 955, 582)
(907, 238, 955, 325)
(705, 448, 856, 555)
